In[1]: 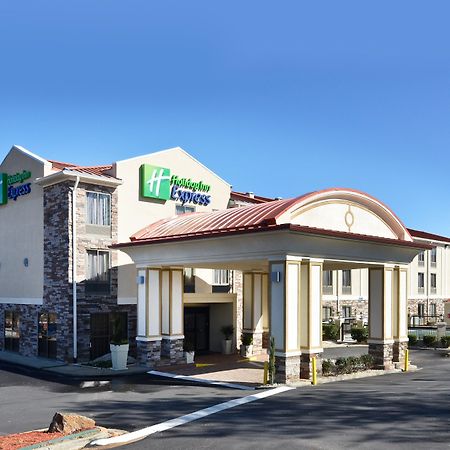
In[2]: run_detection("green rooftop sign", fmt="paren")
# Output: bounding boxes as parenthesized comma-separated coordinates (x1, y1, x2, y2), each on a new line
(139, 164, 211, 206)
(0, 173, 7, 205)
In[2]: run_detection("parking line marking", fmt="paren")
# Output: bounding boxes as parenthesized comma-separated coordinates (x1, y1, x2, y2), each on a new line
(90, 385, 294, 447)
(147, 370, 255, 390)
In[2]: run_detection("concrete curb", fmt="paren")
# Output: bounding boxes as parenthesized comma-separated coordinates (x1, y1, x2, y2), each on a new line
(20, 427, 110, 450)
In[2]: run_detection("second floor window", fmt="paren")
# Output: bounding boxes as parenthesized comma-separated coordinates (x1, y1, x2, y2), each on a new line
(213, 269, 230, 286)
(176, 205, 195, 215)
(86, 250, 110, 293)
(323, 270, 333, 287)
(86, 192, 111, 226)
(430, 247, 437, 266)
(418, 251, 425, 266)
(342, 270, 352, 294)
(184, 268, 195, 293)
(418, 272, 425, 291)
(431, 273, 437, 293)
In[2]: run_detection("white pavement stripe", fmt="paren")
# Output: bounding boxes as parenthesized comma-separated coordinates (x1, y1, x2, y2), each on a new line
(147, 370, 255, 390)
(91, 385, 294, 447)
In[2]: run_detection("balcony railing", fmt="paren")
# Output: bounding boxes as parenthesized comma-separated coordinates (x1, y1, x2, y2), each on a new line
(430, 287, 437, 294)
(409, 315, 441, 326)
(418, 260, 425, 267)
(418, 286, 425, 294)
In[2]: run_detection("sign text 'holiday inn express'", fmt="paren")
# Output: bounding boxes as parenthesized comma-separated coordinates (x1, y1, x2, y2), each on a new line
(139, 164, 211, 206)
(0, 170, 32, 206)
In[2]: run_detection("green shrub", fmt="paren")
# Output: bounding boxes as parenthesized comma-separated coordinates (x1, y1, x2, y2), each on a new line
(241, 333, 253, 346)
(322, 359, 335, 376)
(423, 335, 437, 347)
(350, 326, 368, 343)
(441, 336, 450, 348)
(408, 334, 418, 346)
(322, 355, 374, 377)
(359, 354, 374, 370)
(323, 323, 339, 341)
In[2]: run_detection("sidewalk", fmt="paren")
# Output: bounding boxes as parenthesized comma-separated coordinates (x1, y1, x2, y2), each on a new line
(0, 351, 149, 380)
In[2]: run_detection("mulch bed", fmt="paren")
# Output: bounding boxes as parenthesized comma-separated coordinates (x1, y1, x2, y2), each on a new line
(0, 428, 95, 450)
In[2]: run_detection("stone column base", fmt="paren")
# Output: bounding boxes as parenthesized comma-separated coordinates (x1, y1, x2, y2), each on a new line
(243, 331, 264, 355)
(369, 342, 394, 369)
(161, 338, 185, 364)
(137, 339, 161, 368)
(300, 352, 323, 380)
(393, 341, 408, 363)
(275, 354, 301, 383)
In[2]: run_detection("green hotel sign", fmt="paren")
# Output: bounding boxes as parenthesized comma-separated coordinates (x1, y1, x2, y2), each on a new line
(0, 170, 32, 206)
(139, 164, 211, 206)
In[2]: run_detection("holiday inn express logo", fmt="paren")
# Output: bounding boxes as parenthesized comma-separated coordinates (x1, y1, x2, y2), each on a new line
(139, 164, 211, 206)
(140, 164, 171, 200)
(0, 173, 7, 205)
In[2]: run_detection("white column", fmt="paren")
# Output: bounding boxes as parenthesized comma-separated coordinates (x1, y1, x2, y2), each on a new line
(136, 268, 162, 339)
(393, 266, 409, 362)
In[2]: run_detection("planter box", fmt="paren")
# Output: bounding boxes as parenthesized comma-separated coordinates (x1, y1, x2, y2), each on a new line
(110, 343, 129, 370)
(222, 339, 233, 355)
(185, 351, 195, 364)
(240, 344, 253, 358)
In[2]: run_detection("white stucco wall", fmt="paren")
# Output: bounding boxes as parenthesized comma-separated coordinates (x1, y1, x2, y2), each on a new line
(113, 147, 231, 303)
(0, 147, 52, 303)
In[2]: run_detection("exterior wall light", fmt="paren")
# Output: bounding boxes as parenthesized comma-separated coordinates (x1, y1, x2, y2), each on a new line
(271, 271, 281, 283)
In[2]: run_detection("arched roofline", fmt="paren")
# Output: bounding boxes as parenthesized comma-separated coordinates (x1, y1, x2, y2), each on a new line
(272, 188, 413, 242)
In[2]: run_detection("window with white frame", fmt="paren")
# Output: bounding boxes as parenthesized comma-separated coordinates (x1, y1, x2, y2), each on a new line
(430, 273, 437, 293)
(418, 303, 425, 317)
(429, 303, 437, 317)
(418, 251, 425, 266)
(322, 270, 333, 294)
(86, 250, 110, 293)
(418, 272, 425, 293)
(342, 270, 351, 294)
(430, 247, 437, 266)
(86, 192, 111, 226)
(213, 269, 230, 285)
(176, 205, 195, 215)
(322, 306, 333, 322)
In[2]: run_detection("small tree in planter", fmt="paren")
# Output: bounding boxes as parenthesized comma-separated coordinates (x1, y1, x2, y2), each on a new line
(268, 336, 276, 384)
(240, 333, 253, 357)
(110, 316, 129, 371)
(220, 325, 234, 355)
(184, 340, 195, 364)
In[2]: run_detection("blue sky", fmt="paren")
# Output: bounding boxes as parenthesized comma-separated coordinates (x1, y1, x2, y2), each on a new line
(1, 1, 449, 234)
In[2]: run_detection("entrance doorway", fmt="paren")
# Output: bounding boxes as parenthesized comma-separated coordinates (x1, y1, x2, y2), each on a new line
(90, 312, 128, 360)
(184, 307, 210, 353)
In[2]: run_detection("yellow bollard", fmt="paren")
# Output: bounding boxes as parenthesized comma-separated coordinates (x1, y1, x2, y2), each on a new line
(263, 361, 268, 385)
(404, 349, 409, 372)
(311, 356, 317, 385)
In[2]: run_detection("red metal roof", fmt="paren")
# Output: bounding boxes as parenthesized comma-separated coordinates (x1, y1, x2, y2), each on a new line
(48, 159, 116, 179)
(131, 197, 299, 241)
(408, 228, 450, 244)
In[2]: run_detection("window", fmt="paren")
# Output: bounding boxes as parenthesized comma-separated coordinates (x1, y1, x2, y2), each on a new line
(430, 247, 437, 267)
(431, 273, 437, 294)
(4, 311, 20, 352)
(418, 272, 425, 293)
(429, 303, 437, 317)
(322, 306, 333, 321)
(38, 313, 57, 359)
(184, 268, 195, 293)
(86, 250, 110, 293)
(213, 269, 231, 293)
(86, 192, 111, 226)
(322, 270, 333, 294)
(176, 205, 195, 215)
(418, 251, 425, 266)
(341, 305, 352, 319)
(342, 270, 352, 294)
(418, 303, 425, 317)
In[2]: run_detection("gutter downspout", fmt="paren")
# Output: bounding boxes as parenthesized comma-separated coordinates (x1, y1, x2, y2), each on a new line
(71, 176, 80, 362)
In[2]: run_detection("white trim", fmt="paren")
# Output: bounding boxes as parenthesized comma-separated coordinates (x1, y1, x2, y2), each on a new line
(275, 350, 302, 357)
(35, 170, 122, 188)
(90, 386, 294, 447)
(5, 145, 51, 166)
(0, 297, 43, 305)
(136, 336, 162, 342)
(161, 335, 184, 340)
(118, 297, 137, 305)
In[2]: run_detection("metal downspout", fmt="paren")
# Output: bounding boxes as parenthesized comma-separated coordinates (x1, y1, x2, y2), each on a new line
(72, 176, 80, 362)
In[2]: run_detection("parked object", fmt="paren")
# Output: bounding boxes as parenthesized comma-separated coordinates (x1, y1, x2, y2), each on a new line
(240, 333, 253, 357)
(221, 324, 234, 355)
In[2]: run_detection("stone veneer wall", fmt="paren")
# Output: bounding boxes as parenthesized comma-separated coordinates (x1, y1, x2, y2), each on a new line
(0, 180, 137, 362)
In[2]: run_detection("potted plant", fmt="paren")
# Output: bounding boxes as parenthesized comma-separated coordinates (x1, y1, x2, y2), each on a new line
(220, 325, 234, 355)
(110, 316, 129, 371)
(240, 332, 253, 357)
(184, 340, 195, 364)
